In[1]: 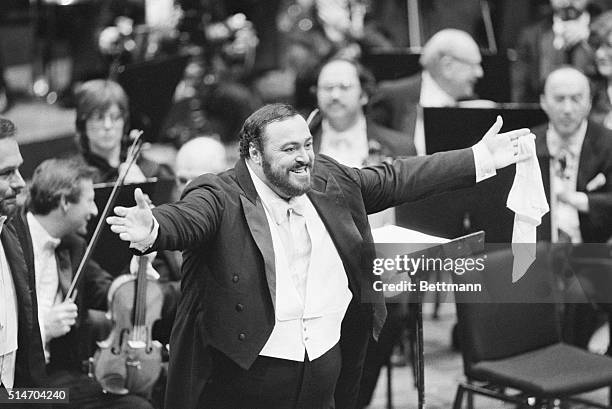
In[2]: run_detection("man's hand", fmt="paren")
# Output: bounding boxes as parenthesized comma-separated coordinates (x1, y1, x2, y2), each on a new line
(107, 188, 154, 243)
(557, 190, 589, 212)
(481, 116, 532, 169)
(44, 301, 78, 341)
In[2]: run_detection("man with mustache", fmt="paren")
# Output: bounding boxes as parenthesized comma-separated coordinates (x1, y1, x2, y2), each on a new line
(0, 118, 47, 398)
(312, 58, 415, 167)
(107, 103, 529, 409)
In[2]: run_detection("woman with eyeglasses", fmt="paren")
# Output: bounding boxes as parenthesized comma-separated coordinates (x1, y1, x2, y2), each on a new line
(74, 79, 174, 184)
(589, 10, 612, 130)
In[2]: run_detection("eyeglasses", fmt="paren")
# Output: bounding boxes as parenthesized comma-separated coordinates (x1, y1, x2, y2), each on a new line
(317, 82, 358, 93)
(88, 111, 124, 125)
(445, 54, 482, 69)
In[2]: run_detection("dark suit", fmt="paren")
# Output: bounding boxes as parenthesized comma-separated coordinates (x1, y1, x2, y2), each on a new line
(368, 73, 422, 138)
(512, 18, 595, 103)
(3, 214, 47, 388)
(534, 121, 612, 350)
(47, 233, 112, 372)
(311, 117, 417, 158)
(534, 121, 612, 243)
(37, 232, 153, 409)
(158, 151, 476, 409)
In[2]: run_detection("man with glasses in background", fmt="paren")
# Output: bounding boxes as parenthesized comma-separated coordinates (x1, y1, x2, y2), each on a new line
(369, 29, 485, 156)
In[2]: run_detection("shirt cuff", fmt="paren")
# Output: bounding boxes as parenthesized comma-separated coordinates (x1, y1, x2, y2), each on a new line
(472, 141, 497, 183)
(129, 216, 159, 253)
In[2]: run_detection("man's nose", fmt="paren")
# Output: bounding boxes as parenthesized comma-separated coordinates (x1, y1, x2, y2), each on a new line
(91, 203, 99, 217)
(10, 170, 25, 191)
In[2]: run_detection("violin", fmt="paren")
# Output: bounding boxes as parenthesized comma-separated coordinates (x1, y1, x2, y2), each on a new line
(91, 256, 163, 397)
(63, 131, 163, 397)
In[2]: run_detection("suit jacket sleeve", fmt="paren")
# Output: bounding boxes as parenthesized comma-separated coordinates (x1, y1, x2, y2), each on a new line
(348, 148, 476, 214)
(151, 176, 225, 251)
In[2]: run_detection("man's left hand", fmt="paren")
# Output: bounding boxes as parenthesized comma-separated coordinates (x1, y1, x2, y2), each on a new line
(481, 116, 532, 169)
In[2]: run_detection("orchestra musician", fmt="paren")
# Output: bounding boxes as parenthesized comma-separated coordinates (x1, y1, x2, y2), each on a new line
(107, 103, 530, 409)
(74, 79, 174, 184)
(535, 66, 612, 353)
(26, 157, 155, 409)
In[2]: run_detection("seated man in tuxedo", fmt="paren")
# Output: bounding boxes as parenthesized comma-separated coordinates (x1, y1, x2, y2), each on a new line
(369, 28, 484, 155)
(512, 0, 598, 103)
(535, 66, 612, 352)
(26, 157, 154, 409)
(312, 57, 416, 166)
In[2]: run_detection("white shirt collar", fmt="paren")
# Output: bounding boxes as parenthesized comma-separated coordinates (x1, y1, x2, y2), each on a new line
(419, 71, 456, 107)
(27, 212, 61, 251)
(319, 115, 369, 167)
(546, 120, 587, 158)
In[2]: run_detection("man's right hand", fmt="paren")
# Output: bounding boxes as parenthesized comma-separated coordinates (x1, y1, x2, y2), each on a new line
(107, 188, 154, 243)
(44, 301, 78, 341)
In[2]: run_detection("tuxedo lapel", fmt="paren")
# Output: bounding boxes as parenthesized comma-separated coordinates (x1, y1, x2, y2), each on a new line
(577, 122, 600, 190)
(1, 222, 33, 333)
(307, 172, 363, 295)
(235, 159, 277, 306)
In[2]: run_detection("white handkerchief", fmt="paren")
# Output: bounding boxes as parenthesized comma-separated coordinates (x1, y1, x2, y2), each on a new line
(506, 134, 550, 282)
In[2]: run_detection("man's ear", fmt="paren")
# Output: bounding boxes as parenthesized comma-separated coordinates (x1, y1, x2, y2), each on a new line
(59, 196, 69, 213)
(360, 91, 369, 107)
(249, 143, 261, 165)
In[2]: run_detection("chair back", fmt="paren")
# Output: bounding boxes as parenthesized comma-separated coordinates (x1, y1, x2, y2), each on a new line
(453, 245, 562, 376)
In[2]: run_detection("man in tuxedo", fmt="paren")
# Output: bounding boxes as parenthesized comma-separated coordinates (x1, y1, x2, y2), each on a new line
(369, 29, 484, 156)
(107, 103, 528, 409)
(312, 58, 416, 166)
(26, 157, 154, 408)
(0, 118, 47, 395)
(535, 66, 612, 351)
(512, 0, 598, 103)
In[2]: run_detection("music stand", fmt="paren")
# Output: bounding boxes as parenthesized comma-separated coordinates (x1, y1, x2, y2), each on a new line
(395, 105, 549, 243)
(87, 179, 175, 274)
(117, 54, 190, 143)
(372, 228, 485, 408)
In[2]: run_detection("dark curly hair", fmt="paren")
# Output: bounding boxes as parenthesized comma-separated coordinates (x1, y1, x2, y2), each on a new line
(238, 103, 300, 159)
(0, 117, 16, 140)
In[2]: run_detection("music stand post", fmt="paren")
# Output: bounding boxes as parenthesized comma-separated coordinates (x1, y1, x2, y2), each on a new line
(377, 230, 485, 408)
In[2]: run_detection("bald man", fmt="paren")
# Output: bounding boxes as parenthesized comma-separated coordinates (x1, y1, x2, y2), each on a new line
(175, 137, 228, 193)
(369, 29, 484, 155)
(534, 66, 612, 352)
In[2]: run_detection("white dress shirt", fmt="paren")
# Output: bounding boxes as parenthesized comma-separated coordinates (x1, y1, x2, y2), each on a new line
(319, 115, 369, 168)
(546, 121, 587, 243)
(246, 162, 352, 361)
(0, 216, 18, 388)
(27, 212, 61, 362)
(414, 71, 457, 155)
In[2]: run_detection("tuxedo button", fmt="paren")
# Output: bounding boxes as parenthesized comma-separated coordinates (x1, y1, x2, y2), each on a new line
(238, 333, 246, 341)
(235, 303, 244, 312)
(232, 275, 239, 283)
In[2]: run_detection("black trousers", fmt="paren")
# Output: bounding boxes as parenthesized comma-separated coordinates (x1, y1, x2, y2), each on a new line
(201, 344, 342, 409)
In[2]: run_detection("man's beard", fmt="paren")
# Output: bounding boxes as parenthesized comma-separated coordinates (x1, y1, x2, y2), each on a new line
(262, 156, 312, 198)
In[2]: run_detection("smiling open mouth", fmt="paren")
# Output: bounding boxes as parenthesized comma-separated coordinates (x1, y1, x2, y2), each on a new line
(291, 166, 310, 175)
